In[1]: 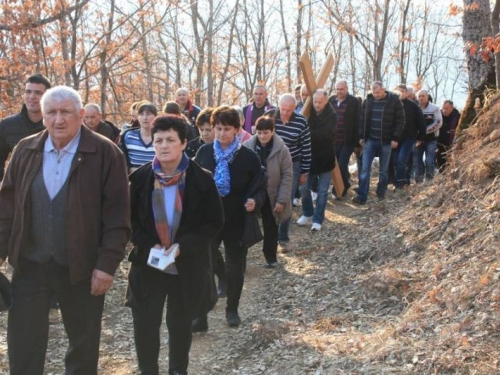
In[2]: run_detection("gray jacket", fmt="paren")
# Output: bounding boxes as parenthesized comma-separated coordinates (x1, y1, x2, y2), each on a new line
(244, 134, 293, 224)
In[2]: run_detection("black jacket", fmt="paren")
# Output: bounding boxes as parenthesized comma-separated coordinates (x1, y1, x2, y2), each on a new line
(92, 120, 121, 144)
(328, 94, 361, 147)
(359, 91, 405, 144)
(128, 160, 224, 317)
(0, 105, 45, 181)
(401, 98, 426, 141)
(185, 137, 206, 158)
(439, 108, 460, 146)
(309, 103, 337, 174)
(195, 143, 266, 241)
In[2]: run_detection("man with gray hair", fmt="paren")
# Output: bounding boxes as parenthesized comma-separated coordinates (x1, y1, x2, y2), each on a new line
(84, 103, 120, 143)
(265, 94, 311, 247)
(175, 87, 201, 128)
(353, 81, 405, 204)
(407, 87, 416, 102)
(0, 86, 130, 374)
(243, 84, 275, 134)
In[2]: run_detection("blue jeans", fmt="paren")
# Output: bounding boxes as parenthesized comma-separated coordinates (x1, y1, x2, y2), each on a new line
(278, 160, 301, 243)
(301, 170, 332, 225)
(415, 139, 437, 182)
(335, 145, 354, 195)
(394, 139, 416, 188)
(357, 139, 392, 202)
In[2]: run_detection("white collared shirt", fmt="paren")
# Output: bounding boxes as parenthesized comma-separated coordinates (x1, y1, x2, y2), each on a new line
(43, 128, 82, 199)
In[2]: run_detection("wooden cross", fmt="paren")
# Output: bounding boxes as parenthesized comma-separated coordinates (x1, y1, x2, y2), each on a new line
(299, 52, 345, 197)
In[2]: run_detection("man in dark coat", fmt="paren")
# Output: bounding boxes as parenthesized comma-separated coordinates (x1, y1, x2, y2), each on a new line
(437, 100, 460, 170)
(329, 80, 360, 196)
(0, 86, 130, 375)
(392, 84, 426, 189)
(0, 73, 51, 181)
(353, 81, 405, 204)
(84, 103, 121, 144)
(297, 89, 336, 231)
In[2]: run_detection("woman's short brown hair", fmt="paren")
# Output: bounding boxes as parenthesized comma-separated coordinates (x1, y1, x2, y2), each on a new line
(211, 106, 240, 129)
(255, 116, 275, 131)
(197, 107, 215, 128)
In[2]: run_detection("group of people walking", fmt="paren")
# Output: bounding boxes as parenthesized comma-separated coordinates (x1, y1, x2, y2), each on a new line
(0, 73, 460, 374)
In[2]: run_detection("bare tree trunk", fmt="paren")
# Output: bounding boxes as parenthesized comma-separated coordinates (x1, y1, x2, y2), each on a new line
(457, 0, 496, 135)
(255, 0, 264, 82)
(68, 4, 82, 91)
(58, 15, 72, 86)
(279, 0, 292, 91)
(217, 3, 238, 105)
(349, 31, 356, 94)
(173, 10, 182, 88)
(399, 0, 411, 83)
(373, 0, 391, 81)
(84, 64, 90, 104)
(190, 0, 204, 105)
(139, 2, 154, 103)
(296, 0, 303, 80)
(206, 0, 214, 106)
(100, 0, 115, 114)
(491, 0, 500, 88)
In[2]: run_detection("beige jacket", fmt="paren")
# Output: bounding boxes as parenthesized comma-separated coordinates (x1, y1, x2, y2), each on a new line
(244, 134, 293, 224)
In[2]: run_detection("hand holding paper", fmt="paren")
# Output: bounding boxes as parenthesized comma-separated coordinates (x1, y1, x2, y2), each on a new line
(147, 243, 180, 272)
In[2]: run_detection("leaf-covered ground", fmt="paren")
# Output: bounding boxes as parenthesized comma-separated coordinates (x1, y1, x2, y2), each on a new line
(1, 96, 500, 373)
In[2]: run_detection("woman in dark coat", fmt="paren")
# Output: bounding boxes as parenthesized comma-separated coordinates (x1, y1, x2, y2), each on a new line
(194, 106, 267, 328)
(127, 114, 224, 375)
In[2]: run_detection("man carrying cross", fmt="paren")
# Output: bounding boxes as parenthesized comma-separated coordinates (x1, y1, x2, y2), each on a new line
(296, 89, 337, 231)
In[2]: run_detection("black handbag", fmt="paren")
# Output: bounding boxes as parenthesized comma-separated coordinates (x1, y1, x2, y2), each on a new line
(0, 272, 12, 312)
(242, 211, 264, 248)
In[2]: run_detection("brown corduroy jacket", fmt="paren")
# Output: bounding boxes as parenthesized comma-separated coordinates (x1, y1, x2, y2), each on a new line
(0, 125, 131, 283)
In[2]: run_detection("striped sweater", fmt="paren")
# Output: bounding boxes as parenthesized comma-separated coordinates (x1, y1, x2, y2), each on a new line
(264, 109, 311, 173)
(121, 129, 155, 168)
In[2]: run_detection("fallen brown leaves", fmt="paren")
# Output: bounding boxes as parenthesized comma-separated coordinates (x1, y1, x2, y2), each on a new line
(1, 98, 500, 373)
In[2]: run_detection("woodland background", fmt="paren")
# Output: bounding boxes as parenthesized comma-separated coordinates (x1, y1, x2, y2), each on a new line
(0, 0, 466, 124)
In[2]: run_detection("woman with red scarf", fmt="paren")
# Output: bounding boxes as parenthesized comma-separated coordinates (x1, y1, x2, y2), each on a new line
(127, 114, 224, 375)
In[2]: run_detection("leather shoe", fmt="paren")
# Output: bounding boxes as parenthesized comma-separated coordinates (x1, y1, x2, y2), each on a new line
(226, 310, 241, 327)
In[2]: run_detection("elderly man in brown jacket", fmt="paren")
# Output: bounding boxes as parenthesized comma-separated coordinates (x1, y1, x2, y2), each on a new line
(0, 86, 130, 375)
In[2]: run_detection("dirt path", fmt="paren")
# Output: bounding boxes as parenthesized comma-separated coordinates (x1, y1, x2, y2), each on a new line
(0, 187, 411, 374)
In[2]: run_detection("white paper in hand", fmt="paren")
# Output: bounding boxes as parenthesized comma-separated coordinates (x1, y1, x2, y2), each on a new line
(147, 244, 179, 274)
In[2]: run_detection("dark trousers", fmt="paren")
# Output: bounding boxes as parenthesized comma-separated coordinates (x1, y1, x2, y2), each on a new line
(335, 145, 354, 195)
(261, 196, 278, 263)
(214, 248, 226, 286)
(213, 234, 248, 312)
(8, 258, 105, 375)
(436, 142, 450, 171)
(128, 264, 192, 375)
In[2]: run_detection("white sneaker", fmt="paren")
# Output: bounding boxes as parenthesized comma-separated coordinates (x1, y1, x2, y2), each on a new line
(311, 223, 322, 231)
(296, 215, 312, 226)
(311, 192, 318, 202)
(293, 198, 300, 206)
